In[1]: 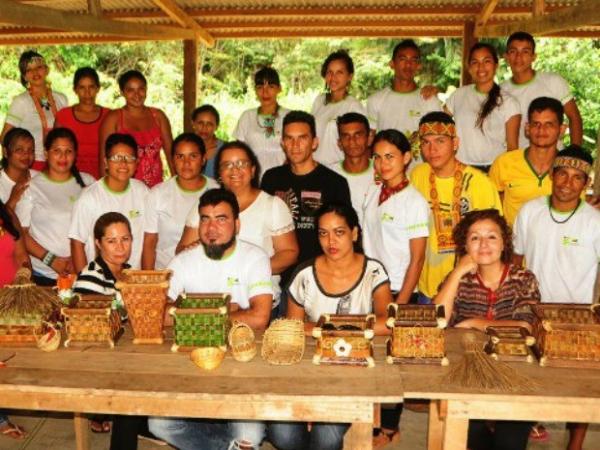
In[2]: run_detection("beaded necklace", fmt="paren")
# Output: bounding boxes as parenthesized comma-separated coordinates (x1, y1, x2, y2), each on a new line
(378, 178, 409, 205)
(28, 84, 58, 143)
(256, 105, 279, 138)
(429, 162, 465, 253)
(548, 197, 581, 224)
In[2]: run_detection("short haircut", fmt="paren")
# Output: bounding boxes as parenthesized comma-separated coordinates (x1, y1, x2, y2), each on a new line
(316, 202, 362, 253)
(18, 50, 44, 87)
(73, 67, 100, 88)
(118, 70, 147, 91)
(198, 188, 240, 220)
(94, 212, 131, 241)
(2, 127, 34, 169)
(321, 49, 354, 77)
(372, 129, 411, 154)
(453, 209, 513, 264)
(255, 67, 280, 86)
(172, 132, 206, 157)
(105, 133, 138, 158)
(527, 96, 564, 125)
(419, 111, 455, 127)
(392, 39, 421, 60)
(191, 104, 220, 126)
(336, 112, 370, 134)
(215, 140, 261, 187)
(283, 110, 317, 138)
(506, 31, 536, 53)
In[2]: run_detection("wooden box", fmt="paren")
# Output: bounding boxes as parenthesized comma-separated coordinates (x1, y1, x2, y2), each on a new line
(312, 314, 375, 367)
(386, 304, 448, 366)
(169, 293, 230, 352)
(116, 269, 171, 345)
(0, 313, 43, 346)
(61, 294, 123, 348)
(484, 326, 538, 363)
(533, 304, 600, 368)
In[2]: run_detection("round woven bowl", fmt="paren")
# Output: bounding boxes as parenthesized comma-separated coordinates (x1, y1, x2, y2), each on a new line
(190, 347, 225, 370)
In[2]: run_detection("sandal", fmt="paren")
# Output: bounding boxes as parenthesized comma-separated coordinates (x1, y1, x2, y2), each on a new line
(529, 424, 549, 442)
(90, 420, 111, 433)
(373, 428, 400, 449)
(0, 422, 25, 440)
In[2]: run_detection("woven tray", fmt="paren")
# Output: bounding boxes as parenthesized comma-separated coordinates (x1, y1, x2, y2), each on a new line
(169, 293, 230, 352)
(484, 326, 539, 363)
(61, 294, 123, 348)
(533, 303, 600, 368)
(386, 303, 448, 366)
(0, 313, 43, 346)
(116, 269, 171, 345)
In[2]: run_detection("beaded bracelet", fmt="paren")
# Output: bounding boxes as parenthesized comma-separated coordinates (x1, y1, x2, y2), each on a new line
(42, 251, 56, 267)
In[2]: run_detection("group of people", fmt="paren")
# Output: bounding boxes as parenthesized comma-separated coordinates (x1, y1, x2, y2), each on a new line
(0, 31, 598, 450)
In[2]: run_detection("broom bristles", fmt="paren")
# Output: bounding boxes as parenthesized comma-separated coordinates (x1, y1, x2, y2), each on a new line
(0, 269, 61, 316)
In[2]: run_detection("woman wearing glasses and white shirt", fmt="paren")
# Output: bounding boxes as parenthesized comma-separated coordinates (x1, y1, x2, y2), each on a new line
(69, 133, 149, 273)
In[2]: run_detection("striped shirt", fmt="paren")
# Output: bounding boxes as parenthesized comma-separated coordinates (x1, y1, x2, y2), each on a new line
(448, 264, 540, 326)
(74, 257, 129, 297)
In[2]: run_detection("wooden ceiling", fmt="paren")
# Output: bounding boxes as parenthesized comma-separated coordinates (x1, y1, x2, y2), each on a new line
(0, 0, 598, 46)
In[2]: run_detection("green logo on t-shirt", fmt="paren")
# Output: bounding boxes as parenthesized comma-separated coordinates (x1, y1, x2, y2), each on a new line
(381, 212, 394, 222)
(227, 277, 240, 287)
(129, 209, 141, 219)
(561, 236, 579, 246)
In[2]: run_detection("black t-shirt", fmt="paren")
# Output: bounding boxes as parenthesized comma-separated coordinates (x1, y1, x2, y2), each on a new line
(261, 163, 352, 266)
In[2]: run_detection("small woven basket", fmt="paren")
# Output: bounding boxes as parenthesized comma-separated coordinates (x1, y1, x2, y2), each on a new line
(261, 319, 305, 365)
(190, 346, 225, 370)
(61, 294, 122, 348)
(228, 321, 256, 362)
(116, 270, 171, 344)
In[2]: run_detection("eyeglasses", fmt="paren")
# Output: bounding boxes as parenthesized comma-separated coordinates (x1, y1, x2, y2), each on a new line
(219, 160, 252, 171)
(108, 154, 137, 164)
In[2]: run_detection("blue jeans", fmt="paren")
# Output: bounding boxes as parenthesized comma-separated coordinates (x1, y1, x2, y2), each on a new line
(0, 414, 8, 426)
(148, 417, 265, 450)
(267, 421, 349, 450)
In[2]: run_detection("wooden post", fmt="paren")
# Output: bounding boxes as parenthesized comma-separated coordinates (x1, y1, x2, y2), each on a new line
(183, 39, 199, 133)
(461, 21, 477, 86)
(73, 413, 90, 450)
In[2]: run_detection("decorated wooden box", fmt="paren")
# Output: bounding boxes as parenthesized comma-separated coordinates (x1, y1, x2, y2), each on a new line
(62, 294, 123, 348)
(312, 314, 375, 367)
(533, 304, 600, 368)
(386, 303, 448, 365)
(116, 269, 171, 344)
(169, 293, 231, 352)
(484, 326, 538, 363)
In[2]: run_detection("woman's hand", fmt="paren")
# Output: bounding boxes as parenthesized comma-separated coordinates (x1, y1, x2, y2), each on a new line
(455, 317, 489, 331)
(454, 254, 478, 278)
(51, 256, 73, 276)
(6, 177, 30, 210)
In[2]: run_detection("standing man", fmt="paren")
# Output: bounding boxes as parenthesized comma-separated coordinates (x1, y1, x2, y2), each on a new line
(489, 97, 565, 226)
(502, 31, 582, 148)
(411, 112, 502, 303)
(513, 145, 599, 450)
(330, 112, 374, 225)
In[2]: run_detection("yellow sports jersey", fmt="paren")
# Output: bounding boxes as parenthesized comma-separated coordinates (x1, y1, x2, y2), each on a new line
(489, 148, 552, 226)
(411, 163, 502, 298)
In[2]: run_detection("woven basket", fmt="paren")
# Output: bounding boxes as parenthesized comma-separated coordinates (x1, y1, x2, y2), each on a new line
(116, 269, 171, 344)
(261, 319, 305, 365)
(228, 321, 256, 362)
(190, 346, 225, 370)
(61, 295, 123, 348)
(170, 293, 230, 352)
(0, 313, 43, 346)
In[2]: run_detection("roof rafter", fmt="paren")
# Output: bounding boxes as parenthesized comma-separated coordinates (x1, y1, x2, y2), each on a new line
(476, 0, 500, 29)
(150, 0, 214, 46)
(533, 0, 546, 16)
(86, 0, 103, 17)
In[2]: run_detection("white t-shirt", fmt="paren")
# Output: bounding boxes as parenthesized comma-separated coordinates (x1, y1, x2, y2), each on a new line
(144, 176, 218, 269)
(184, 190, 294, 301)
(0, 169, 39, 204)
(233, 107, 289, 176)
(328, 160, 375, 226)
(362, 184, 429, 291)
(445, 84, 520, 166)
(167, 240, 273, 310)
(16, 172, 95, 279)
(68, 178, 149, 269)
(367, 86, 442, 133)
(288, 257, 389, 322)
(5, 91, 69, 162)
(311, 93, 367, 166)
(514, 196, 600, 304)
(501, 72, 573, 149)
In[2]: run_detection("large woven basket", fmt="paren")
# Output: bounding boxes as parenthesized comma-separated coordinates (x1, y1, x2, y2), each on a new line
(61, 294, 123, 348)
(261, 319, 305, 365)
(228, 321, 256, 362)
(169, 293, 230, 352)
(116, 269, 172, 344)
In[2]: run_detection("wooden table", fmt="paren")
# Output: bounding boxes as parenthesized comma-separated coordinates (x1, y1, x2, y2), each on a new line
(0, 327, 403, 450)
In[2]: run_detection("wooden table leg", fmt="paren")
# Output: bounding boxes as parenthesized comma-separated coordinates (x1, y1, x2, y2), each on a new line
(442, 415, 468, 450)
(344, 422, 372, 450)
(73, 413, 90, 450)
(427, 400, 446, 450)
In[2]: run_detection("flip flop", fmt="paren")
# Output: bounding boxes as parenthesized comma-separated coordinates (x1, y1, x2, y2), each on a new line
(373, 428, 400, 449)
(90, 420, 111, 433)
(529, 424, 550, 442)
(0, 422, 25, 440)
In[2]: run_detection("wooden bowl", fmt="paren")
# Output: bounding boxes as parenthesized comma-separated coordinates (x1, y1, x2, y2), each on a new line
(190, 347, 225, 370)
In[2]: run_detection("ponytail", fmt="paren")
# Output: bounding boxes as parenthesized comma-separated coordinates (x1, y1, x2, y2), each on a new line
(71, 165, 86, 188)
(476, 82, 502, 130)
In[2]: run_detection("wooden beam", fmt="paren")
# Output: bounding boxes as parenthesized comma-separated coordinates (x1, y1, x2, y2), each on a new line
(0, 0, 195, 41)
(533, 0, 546, 16)
(477, 0, 599, 37)
(151, 0, 214, 46)
(461, 21, 477, 86)
(183, 39, 199, 134)
(476, 0, 500, 28)
(86, 0, 102, 17)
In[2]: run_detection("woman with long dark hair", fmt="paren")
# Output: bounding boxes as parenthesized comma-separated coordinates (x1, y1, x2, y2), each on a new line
(0, 128, 36, 210)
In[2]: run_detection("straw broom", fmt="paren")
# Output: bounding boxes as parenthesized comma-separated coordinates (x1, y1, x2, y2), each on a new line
(0, 268, 61, 317)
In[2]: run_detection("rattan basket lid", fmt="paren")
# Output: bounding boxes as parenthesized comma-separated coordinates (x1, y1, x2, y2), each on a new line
(261, 319, 305, 365)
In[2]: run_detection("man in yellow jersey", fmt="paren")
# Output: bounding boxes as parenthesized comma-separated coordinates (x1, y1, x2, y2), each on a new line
(411, 111, 502, 303)
(489, 97, 565, 226)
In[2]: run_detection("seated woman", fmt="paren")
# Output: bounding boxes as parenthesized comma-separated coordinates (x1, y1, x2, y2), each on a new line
(435, 208, 539, 450)
(268, 203, 392, 450)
